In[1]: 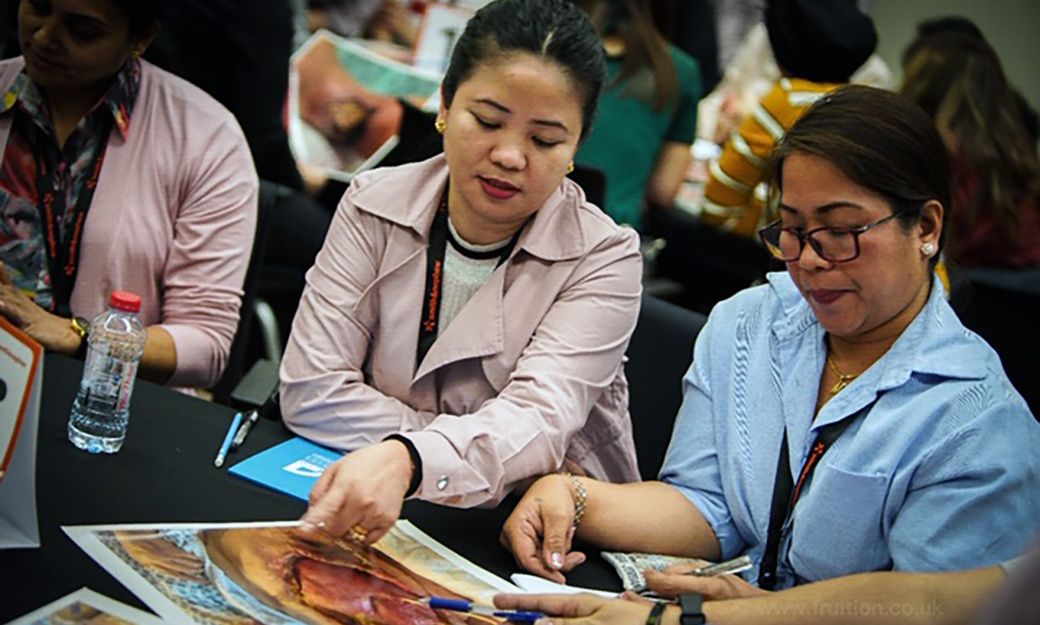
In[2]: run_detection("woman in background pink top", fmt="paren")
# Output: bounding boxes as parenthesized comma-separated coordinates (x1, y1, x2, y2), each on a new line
(0, 0, 257, 388)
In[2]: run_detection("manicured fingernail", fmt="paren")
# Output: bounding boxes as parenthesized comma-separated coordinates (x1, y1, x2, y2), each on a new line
(551, 552, 563, 569)
(299, 520, 317, 533)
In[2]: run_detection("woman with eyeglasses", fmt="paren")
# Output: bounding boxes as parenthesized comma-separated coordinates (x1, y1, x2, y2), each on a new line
(500, 86, 1039, 600)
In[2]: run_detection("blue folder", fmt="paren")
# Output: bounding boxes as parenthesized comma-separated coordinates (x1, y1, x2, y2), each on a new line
(228, 437, 343, 501)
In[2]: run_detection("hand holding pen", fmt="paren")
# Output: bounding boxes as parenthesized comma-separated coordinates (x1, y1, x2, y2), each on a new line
(634, 555, 768, 601)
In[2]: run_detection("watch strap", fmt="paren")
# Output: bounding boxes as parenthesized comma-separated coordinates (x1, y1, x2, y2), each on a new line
(644, 600, 668, 625)
(71, 316, 90, 360)
(679, 593, 706, 625)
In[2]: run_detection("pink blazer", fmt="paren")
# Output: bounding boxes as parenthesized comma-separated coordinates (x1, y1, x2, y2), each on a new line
(281, 155, 642, 507)
(0, 59, 258, 388)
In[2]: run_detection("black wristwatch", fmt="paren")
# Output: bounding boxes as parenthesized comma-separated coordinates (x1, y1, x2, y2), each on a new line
(678, 593, 706, 625)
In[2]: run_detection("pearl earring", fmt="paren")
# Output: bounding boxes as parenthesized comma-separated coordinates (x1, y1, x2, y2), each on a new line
(921, 242, 935, 256)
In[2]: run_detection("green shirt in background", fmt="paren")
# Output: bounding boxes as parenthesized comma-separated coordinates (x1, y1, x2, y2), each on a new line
(577, 45, 701, 231)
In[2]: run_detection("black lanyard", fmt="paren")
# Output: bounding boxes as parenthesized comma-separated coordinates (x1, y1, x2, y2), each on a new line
(757, 402, 874, 590)
(415, 191, 521, 371)
(20, 113, 112, 317)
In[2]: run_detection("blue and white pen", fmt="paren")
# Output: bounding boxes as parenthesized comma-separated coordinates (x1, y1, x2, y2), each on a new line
(420, 597, 545, 623)
(214, 411, 244, 468)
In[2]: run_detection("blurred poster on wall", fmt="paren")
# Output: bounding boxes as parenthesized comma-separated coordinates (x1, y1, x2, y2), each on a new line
(412, 3, 475, 75)
(289, 30, 442, 184)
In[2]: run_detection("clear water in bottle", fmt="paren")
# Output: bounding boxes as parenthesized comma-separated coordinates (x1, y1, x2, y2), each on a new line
(68, 292, 147, 454)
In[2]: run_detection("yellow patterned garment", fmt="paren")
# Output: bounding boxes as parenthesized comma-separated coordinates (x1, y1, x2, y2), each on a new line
(701, 77, 841, 238)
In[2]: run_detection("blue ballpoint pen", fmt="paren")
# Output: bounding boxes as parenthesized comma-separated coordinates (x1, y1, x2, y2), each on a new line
(214, 411, 244, 468)
(420, 597, 545, 623)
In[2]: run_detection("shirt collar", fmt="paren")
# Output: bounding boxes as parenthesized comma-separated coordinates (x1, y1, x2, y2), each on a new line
(768, 270, 988, 384)
(350, 154, 591, 262)
(0, 58, 141, 139)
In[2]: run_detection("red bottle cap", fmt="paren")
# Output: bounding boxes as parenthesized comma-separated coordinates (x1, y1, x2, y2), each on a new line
(109, 291, 142, 313)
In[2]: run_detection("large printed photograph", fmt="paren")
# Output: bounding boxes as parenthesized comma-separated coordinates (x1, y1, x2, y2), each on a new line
(64, 521, 518, 625)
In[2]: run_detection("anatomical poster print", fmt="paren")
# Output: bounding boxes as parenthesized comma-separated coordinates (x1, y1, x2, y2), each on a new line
(64, 521, 518, 625)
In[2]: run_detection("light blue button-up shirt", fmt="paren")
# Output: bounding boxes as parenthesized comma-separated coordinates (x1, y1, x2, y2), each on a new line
(661, 272, 1039, 589)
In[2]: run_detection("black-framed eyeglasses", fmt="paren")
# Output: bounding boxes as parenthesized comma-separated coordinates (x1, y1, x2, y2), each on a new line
(757, 212, 904, 262)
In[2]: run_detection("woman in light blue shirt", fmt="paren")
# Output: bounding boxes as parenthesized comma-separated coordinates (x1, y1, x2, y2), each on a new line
(500, 86, 1039, 594)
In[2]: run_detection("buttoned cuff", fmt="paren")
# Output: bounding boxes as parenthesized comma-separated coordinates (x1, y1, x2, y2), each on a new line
(405, 429, 492, 506)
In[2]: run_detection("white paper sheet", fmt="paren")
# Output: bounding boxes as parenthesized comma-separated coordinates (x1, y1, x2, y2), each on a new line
(6, 587, 168, 625)
(0, 317, 42, 549)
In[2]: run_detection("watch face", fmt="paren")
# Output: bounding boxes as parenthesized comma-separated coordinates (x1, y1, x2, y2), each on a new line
(73, 317, 91, 337)
(679, 593, 705, 625)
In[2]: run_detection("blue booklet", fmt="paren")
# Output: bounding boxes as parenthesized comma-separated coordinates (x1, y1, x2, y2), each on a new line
(228, 437, 343, 501)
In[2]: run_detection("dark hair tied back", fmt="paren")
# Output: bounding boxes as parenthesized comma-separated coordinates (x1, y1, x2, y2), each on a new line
(765, 85, 953, 267)
(441, 0, 606, 141)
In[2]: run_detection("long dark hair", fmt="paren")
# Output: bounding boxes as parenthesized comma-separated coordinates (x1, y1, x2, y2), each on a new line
(901, 33, 1040, 243)
(574, 0, 678, 111)
(441, 0, 606, 142)
(765, 85, 952, 268)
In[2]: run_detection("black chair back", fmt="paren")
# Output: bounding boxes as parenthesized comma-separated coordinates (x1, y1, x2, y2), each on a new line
(645, 205, 774, 314)
(210, 180, 283, 404)
(626, 294, 708, 480)
(568, 164, 608, 210)
(951, 268, 1040, 417)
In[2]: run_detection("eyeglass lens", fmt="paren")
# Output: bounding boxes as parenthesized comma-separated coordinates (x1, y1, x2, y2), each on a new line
(766, 228, 858, 262)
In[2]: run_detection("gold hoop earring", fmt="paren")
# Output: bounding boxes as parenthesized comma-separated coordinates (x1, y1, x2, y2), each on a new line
(434, 119, 446, 134)
(566, 162, 574, 174)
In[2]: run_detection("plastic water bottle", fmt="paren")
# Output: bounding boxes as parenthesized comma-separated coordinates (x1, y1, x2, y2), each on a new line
(68, 291, 148, 453)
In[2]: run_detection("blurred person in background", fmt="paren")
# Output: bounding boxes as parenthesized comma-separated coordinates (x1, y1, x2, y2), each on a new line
(699, 0, 876, 239)
(571, 0, 702, 231)
(901, 28, 1040, 270)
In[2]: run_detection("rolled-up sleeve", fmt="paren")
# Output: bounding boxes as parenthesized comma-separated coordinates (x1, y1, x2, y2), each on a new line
(659, 313, 745, 558)
(405, 230, 642, 507)
(161, 118, 257, 389)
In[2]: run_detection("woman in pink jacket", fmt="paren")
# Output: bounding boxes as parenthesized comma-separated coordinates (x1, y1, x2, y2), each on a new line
(0, 0, 257, 388)
(283, 0, 643, 543)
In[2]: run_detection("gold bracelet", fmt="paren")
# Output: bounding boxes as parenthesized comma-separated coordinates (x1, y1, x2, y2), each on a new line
(562, 471, 587, 528)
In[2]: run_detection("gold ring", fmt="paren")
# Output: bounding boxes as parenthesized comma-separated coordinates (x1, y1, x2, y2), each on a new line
(347, 525, 368, 543)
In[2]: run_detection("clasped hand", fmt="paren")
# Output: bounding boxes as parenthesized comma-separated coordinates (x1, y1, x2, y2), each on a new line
(0, 261, 80, 353)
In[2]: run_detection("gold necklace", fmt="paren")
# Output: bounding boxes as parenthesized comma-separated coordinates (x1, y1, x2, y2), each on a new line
(826, 355, 860, 395)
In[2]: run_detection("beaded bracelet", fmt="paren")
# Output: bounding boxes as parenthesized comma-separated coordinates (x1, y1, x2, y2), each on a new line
(645, 600, 668, 625)
(562, 472, 587, 528)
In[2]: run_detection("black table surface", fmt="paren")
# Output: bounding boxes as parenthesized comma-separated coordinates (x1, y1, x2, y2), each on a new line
(0, 355, 620, 622)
